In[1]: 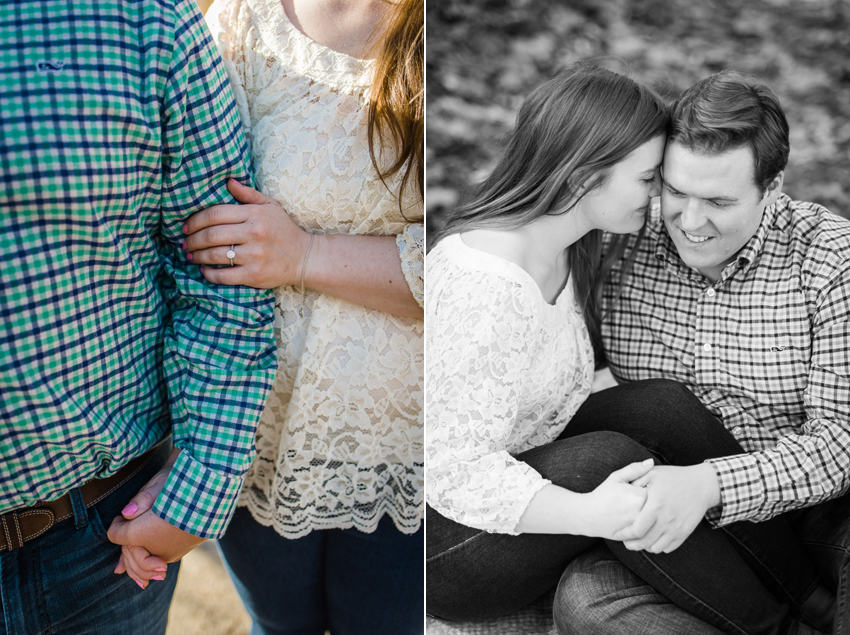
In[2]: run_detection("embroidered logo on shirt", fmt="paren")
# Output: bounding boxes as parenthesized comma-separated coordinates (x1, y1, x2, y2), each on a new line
(36, 61, 65, 72)
(770, 345, 787, 352)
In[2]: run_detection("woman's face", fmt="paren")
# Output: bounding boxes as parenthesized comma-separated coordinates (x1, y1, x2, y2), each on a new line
(575, 135, 666, 234)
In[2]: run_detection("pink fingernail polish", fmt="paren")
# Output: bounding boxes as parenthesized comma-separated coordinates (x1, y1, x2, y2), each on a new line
(186, 252, 193, 261)
(155, 567, 167, 572)
(114, 566, 121, 574)
(182, 240, 187, 250)
(182, 224, 188, 234)
(152, 575, 165, 581)
(200, 266, 205, 273)
(135, 579, 145, 590)
(122, 502, 138, 516)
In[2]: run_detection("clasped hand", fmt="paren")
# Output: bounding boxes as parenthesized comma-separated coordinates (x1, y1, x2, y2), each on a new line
(612, 463, 721, 554)
(107, 449, 205, 589)
(183, 178, 311, 289)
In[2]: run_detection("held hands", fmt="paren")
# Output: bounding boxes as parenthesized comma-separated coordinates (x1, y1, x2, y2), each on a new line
(580, 459, 655, 540)
(107, 449, 205, 589)
(183, 179, 311, 288)
(613, 463, 722, 554)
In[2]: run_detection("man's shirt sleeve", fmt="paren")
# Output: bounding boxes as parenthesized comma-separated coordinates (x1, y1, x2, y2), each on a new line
(150, 0, 276, 539)
(706, 257, 850, 526)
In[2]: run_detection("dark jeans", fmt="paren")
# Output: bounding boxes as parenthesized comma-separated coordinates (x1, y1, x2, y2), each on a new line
(557, 544, 727, 635)
(0, 441, 178, 635)
(218, 507, 424, 635)
(556, 380, 850, 635)
(427, 380, 822, 635)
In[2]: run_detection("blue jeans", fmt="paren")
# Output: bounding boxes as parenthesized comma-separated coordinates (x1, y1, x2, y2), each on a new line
(0, 441, 179, 635)
(427, 380, 821, 634)
(218, 507, 424, 635)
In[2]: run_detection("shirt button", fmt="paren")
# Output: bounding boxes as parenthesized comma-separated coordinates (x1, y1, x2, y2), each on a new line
(706, 288, 716, 297)
(702, 343, 712, 352)
(733, 426, 744, 437)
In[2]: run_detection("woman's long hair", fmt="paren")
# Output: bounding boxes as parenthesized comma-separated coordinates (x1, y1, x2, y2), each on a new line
(433, 63, 669, 362)
(368, 0, 424, 219)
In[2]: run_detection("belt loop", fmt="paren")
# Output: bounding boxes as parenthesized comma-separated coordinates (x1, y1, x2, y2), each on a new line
(69, 488, 88, 529)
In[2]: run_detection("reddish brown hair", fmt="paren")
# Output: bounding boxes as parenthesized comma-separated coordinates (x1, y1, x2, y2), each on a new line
(368, 0, 424, 219)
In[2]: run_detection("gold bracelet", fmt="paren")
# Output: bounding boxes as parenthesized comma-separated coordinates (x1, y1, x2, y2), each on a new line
(299, 233, 315, 317)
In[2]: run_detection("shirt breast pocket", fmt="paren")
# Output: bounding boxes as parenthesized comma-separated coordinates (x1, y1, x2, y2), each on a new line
(723, 320, 811, 417)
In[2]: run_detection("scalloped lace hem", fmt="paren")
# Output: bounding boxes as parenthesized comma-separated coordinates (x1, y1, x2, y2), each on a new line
(237, 494, 422, 539)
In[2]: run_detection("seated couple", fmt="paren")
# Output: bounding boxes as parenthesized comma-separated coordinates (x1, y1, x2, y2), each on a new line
(426, 64, 850, 635)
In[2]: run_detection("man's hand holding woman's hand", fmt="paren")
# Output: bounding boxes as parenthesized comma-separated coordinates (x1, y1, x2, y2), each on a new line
(107, 449, 205, 589)
(581, 458, 654, 540)
(613, 463, 722, 554)
(183, 179, 310, 289)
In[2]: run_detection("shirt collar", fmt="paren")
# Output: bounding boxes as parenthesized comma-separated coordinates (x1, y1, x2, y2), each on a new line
(652, 211, 704, 285)
(734, 195, 784, 277)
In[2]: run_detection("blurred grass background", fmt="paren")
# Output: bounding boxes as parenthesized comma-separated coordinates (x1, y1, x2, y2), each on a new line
(426, 0, 850, 234)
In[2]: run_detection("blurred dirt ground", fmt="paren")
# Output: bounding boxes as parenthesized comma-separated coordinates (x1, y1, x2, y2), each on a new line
(166, 542, 251, 635)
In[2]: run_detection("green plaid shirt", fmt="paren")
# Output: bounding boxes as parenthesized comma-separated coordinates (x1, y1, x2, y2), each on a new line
(0, 0, 277, 538)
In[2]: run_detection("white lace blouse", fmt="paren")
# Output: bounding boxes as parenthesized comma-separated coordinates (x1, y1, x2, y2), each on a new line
(426, 234, 594, 534)
(205, 0, 424, 538)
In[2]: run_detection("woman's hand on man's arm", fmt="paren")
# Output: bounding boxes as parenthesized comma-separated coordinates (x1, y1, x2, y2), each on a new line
(183, 179, 311, 289)
(184, 179, 423, 318)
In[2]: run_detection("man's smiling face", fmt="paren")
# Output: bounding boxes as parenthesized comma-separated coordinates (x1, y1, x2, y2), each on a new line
(660, 141, 783, 282)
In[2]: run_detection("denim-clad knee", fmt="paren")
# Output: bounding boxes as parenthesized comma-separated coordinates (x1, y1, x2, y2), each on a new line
(555, 546, 724, 635)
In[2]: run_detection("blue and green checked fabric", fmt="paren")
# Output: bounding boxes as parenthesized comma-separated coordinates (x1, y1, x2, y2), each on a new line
(0, 0, 277, 539)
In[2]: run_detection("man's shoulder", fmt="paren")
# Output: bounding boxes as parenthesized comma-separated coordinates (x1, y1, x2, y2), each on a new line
(777, 195, 850, 264)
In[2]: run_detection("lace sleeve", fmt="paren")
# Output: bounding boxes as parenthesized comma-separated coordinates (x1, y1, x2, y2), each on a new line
(205, 0, 253, 135)
(397, 223, 424, 308)
(425, 265, 552, 535)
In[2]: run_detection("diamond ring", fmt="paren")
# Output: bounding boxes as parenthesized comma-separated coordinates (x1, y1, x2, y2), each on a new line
(226, 245, 236, 267)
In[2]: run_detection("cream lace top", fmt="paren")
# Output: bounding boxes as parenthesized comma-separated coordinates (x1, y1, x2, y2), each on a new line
(426, 235, 594, 534)
(205, 0, 424, 538)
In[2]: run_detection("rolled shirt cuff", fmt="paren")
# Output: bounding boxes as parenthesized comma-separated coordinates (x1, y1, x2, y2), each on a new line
(152, 449, 244, 539)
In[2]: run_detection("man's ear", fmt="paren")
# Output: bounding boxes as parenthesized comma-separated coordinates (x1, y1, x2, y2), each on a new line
(761, 171, 784, 207)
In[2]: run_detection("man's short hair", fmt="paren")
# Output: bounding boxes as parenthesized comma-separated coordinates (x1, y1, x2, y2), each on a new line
(669, 70, 790, 193)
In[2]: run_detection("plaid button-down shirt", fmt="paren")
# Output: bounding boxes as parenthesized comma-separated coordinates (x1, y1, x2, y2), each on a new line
(0, 0, 276, 538)
(602, 194, 850, 526)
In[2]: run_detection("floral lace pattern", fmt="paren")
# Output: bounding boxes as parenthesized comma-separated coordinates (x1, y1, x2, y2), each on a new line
(426, 235, 594, 534)
(206, 0, 424, 538)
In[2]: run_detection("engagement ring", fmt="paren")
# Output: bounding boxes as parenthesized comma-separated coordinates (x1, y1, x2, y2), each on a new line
(227, 245, 236, 266)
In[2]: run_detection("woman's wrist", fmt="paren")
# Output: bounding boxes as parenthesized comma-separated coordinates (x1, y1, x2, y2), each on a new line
(299, 232, 322, 290)
(293, 233, 422, 317)
(279, 226, 313, 288)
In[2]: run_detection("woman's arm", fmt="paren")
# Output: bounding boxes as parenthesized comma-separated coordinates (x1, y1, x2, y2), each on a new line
(515, 460, 652, 537)
(183, 179, 423, 318)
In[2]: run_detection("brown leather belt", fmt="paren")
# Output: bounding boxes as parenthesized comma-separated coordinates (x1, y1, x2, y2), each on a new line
(0, 443, 161, 551)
